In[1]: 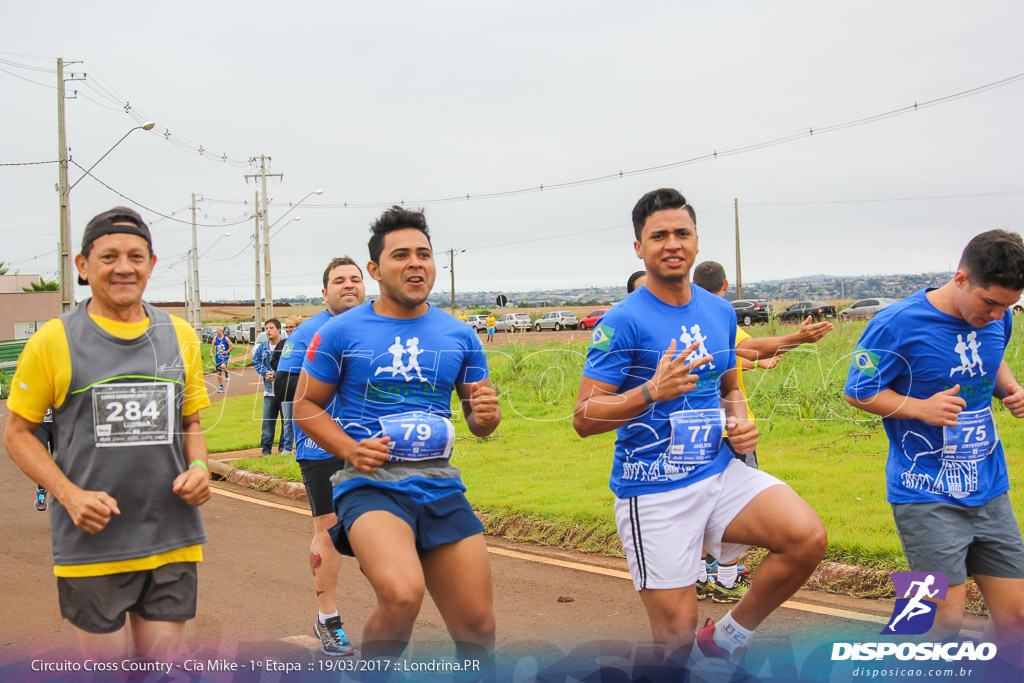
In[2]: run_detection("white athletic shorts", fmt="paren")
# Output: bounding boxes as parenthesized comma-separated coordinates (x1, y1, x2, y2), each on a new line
(614, 458, 786, 591)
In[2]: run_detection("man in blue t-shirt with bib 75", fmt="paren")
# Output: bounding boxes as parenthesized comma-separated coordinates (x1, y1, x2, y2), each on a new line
(574, 188, 826, 668)
(294, 206, 500, 662)
(846, 230, 1024, 646)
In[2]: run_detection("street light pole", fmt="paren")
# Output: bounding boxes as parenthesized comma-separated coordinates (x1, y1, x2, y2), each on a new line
(191, 194, 201, 331)
(56, 89, 155, 313)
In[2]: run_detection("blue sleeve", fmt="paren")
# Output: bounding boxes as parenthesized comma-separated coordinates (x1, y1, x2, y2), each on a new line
(844, 319, 908, 400)
(582, 311, 638, 388)
(302, 324, 344, 385)
(458, 328, 489, 384)
(1005, 311, 1013, 347)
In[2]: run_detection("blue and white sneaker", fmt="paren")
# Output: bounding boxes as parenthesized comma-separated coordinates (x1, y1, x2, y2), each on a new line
(315, 616, 355, 656)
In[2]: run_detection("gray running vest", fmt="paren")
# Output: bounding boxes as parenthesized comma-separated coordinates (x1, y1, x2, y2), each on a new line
(50, 300, 207, 565)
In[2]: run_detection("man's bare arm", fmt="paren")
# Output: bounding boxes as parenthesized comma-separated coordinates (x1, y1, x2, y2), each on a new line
(739, 316, 833, 360)
(4, 412, 120, 533)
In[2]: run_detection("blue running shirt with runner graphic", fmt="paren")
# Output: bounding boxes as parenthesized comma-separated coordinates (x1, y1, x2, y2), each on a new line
(277, 309, 337, 461)
(302, 302, 488, 501)
(845, 288, 1012, 505)
(582, 284, 737, 499)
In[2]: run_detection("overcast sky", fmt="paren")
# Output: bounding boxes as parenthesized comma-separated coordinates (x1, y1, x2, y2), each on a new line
(3, 1, 1023, 302)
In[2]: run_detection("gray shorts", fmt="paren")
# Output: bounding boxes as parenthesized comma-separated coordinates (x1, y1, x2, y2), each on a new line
(57, 562, 198, 634)
(891, 493, 1024, 585)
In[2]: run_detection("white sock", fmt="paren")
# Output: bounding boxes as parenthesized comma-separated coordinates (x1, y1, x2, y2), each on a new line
(713, 612, 754, 655)
(717, 562, 738, 588)
(319, 611, 339, 625)
(698, 561, 707, 583)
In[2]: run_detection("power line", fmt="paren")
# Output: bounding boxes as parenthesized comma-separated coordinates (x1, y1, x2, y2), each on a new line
(70, 160, 256, 227)
(0, 160, 58, 166)
(294, 71, 1024, 210)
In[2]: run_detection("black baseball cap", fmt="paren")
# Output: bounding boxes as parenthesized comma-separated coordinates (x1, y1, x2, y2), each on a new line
(78, 207, 153, 285)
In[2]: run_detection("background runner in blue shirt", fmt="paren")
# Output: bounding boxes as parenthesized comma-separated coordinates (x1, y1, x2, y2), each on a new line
(274, 256, 365, 656)
(294, 206, 500, 664)
(846, 229, 1024, 643)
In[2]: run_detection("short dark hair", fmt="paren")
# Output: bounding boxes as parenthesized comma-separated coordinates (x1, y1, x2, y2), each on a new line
(626, 270, 647, 293)
(631, 188, 697, 240)
(959, 230, 1024, 290)
(368, 206, 431, 263)
(693, 261, 726, 294)
(265, 318, 281, 330)
(322, 256, 362, 289)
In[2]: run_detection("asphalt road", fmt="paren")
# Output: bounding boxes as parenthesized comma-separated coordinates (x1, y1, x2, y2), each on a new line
(0, 369, 998, 681)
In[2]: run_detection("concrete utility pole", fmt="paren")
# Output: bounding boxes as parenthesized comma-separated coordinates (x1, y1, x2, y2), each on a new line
(445, 248, 465, 311)
(57, 58, 73, 312)
(253, 191, 262, 332)
(734, 198, 743, 299)
(448, 248, 456, 310)
(244, 156, 283, 319)
(190, 194, 202, 331)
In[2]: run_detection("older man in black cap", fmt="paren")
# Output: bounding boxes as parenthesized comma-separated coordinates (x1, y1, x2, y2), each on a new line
(4, 207, 212, 662)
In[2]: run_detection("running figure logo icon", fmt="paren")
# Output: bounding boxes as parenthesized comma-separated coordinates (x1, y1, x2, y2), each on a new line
(951, 331, 986, 378)
(373, 336, 428, 382)
(883, 571, 949, 635)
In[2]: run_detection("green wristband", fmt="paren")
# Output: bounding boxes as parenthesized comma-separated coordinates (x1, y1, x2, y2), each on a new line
(189, 460, 209, 472)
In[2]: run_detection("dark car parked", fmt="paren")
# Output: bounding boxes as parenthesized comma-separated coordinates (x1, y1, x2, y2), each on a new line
(731, 299, 773, 326)
(777, 301, 836, 323)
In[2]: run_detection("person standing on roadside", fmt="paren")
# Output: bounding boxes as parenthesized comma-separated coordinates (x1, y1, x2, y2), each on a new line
(252, 318, 294, 457)
(485, 312, 496, 343)
(4, 207, 211, 662)
(294, 206, 500, 663)
(211, 326, 234, 393)
(846, 230, 1024, 647)
(274, 257, 365, 656)
(574, 189, 826, 669)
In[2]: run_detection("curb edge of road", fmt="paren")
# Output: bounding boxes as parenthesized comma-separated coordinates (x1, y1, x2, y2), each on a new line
(208, 457, 985, 605)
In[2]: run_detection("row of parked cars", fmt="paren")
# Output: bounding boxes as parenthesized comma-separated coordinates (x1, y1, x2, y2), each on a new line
(731, 298, 901, 326)
(464, 311, 588, 332)
(200, 322, 258, 345)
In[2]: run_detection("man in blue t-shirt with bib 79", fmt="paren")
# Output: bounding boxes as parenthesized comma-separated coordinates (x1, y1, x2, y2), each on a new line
(846, 230, 1024, 645)
(294, 206, 500, 662)
(574, 188, 826, 668)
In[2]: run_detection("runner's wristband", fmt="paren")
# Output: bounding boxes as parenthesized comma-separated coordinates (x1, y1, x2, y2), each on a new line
(189, 460, 209, 472)
(641, 382, 654, 405)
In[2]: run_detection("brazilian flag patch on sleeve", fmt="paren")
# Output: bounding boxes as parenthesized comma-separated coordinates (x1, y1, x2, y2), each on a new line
(852, 345, 880, 377)
(591, 324, 614, 352)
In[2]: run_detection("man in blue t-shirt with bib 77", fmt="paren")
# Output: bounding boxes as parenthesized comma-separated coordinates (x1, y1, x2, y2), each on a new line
(846, 230, 1024, 646)
(294, 206, 500, 663)
(574, 188, 826, 668)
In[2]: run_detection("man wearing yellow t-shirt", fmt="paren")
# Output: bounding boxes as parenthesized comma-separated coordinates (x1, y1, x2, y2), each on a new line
(3, 207, 211, 662)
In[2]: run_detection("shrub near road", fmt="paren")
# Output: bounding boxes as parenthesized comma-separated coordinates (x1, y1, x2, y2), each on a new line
(218, 317, 1024, 571)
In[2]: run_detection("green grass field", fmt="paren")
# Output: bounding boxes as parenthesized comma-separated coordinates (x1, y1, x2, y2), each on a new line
(209, 317, 1024, 571)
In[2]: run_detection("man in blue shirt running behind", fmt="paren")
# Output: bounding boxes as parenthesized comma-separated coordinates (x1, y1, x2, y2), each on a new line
(294, 206, 500, 662)
(846, 230, 1024, 649)
(274, 256, 365, 656)
(574, 188, 826, 669)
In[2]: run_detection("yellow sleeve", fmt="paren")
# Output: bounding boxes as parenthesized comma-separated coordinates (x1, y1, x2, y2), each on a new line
(734, 326, 752, 345)
(7, 318, 71, 422)
(170, 315, 211, 416)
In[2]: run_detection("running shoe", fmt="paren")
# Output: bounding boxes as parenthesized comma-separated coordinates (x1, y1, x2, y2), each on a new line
(34, 488, 48, 512)
(218, 385, 225, 393)
(692, 617, 745, 671)
(695, 578, 712, 601)
(705, 559, 749, 578)
(711, 576, 751, 604)
(314, 616, 355, 656)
